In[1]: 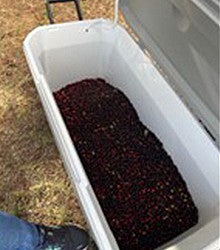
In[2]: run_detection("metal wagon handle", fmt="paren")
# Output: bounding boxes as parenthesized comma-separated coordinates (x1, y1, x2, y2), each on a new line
(45, 0, 83, 24)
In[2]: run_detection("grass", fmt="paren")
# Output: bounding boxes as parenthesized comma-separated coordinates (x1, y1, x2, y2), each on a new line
(0, 0, 125, 229)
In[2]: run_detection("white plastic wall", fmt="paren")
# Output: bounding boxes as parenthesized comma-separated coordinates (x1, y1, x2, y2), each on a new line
(24, 19, 219, 250)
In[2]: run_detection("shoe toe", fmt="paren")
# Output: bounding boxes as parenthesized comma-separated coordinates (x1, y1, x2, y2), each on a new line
(67, 226, 89, 250)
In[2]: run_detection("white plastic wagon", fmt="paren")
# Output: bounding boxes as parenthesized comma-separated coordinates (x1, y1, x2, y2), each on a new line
(23, 0, 219, 249)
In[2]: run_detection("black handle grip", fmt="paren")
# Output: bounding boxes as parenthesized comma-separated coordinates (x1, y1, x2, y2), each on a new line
(45, 0, 83, 24)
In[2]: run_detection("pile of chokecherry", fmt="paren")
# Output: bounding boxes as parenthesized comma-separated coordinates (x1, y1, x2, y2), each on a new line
(54, 78, 198, 250)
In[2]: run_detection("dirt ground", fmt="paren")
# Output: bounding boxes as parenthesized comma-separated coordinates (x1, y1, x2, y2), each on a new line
(0, 0, 126, 230)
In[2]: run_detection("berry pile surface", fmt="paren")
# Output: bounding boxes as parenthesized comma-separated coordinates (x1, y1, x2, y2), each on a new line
(54, 78, 198, 250)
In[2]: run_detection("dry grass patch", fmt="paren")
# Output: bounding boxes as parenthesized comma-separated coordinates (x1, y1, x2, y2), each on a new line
(0, 2, 126, 243)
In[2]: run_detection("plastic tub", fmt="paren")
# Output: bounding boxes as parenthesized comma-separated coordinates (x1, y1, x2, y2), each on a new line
(23, 19, 219, 250)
